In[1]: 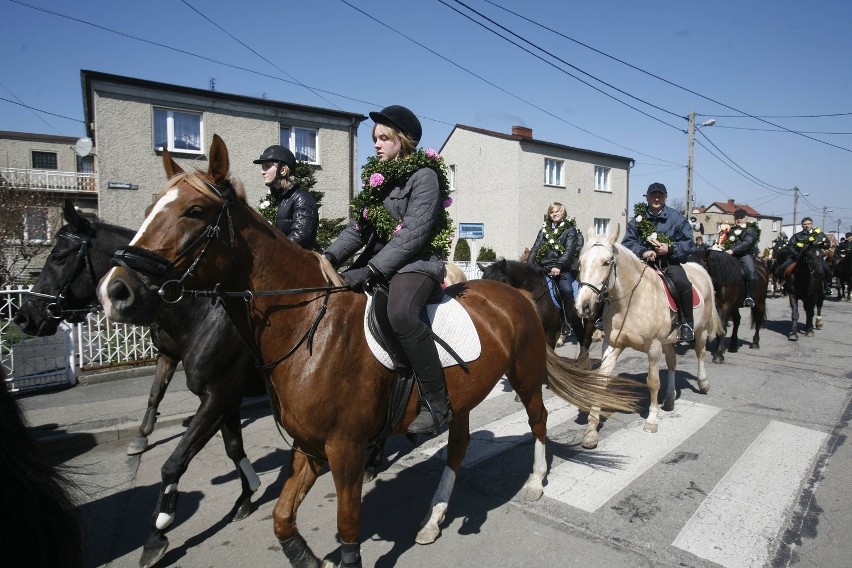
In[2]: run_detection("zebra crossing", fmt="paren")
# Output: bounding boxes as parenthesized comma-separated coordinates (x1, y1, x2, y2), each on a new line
(388, 380, 829, 568)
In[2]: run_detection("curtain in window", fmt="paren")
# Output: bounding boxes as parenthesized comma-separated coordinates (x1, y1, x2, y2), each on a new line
(294, 128, 317, 162)
(173, 111, 200, 151)
(154, 110, 168, 149)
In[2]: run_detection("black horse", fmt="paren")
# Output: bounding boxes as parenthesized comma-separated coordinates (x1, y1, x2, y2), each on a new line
(0, 367, 86, 568)
(834, 249, 852, 301)
(479, 259, 599, 363)
(785, 245, 827, 340)
(701, 250, 768, 363)
(13, 200, 265, 567)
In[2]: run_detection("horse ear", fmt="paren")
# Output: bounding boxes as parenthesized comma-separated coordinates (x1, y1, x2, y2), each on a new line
(62, 199, 90, 231)
(606, 223, 621, 245)
(208, 134, 230, 184)
(163, 148, 183, 178)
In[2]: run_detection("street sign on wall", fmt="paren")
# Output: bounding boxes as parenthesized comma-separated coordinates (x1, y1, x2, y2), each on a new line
(458, 223, 484, 239)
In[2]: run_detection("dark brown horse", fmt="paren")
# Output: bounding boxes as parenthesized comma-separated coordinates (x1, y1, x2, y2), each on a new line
(98, 135, 638, 568)
(834, 249, 852, 301)
(701, 250, 768, 363)
(786, 245, 827, 340)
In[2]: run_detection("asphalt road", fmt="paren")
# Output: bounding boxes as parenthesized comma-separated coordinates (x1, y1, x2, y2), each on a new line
(34, 294, 852, 568)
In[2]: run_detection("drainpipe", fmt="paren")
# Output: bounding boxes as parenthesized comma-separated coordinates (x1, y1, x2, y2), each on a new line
(349, 117, 356, 212)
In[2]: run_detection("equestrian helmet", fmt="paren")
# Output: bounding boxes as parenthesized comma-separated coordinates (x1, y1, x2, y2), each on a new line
(254, 145, 296, 174)
(369, 105, 422, 145)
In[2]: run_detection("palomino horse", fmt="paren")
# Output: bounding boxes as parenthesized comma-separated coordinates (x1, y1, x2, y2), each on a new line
(479, 259, 600, 361)
(701, 250, 768, 363)
(13, 200, 266, 568)
(575, 226, 722, 449)
(97, 135, 638, 568)
(786, 245, 827, 340)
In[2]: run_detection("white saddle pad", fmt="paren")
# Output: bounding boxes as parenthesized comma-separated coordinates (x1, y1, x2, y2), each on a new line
(364, 293, 481, 370)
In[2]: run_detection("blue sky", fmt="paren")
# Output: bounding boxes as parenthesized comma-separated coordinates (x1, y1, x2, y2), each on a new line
(3, 0, 851, 231)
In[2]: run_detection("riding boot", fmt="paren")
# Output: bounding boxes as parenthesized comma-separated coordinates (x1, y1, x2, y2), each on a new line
(678, 288, 695, 342)
(743, 279, 755, 307)
(400, 324, 452, 435)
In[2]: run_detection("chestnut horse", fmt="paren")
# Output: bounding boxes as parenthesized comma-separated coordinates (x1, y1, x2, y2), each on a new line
(575, 226, 723, 449)
(97, 135, 637, 568)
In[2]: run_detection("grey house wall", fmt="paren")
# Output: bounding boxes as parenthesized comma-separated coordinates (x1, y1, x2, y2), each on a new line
(0, 132, 79, 172)
(441, 127, 631, 261)
(86, 74, 362, 230)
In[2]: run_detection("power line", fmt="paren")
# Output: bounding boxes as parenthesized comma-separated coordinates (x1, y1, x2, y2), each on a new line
(714, 125, 852, 135)
(0, 96, 84, 124)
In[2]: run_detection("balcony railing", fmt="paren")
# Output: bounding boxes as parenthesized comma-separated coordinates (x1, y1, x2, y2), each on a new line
(0, 166, 98, 193)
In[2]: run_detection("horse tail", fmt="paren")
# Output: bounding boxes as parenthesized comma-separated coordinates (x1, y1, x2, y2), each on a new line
(544, 347, 640, 413)
(709, 296, 724, 337)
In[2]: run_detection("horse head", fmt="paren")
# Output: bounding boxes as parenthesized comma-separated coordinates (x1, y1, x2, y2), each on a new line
(575, 224, 621, 319)
(98, 135, 247, 325)
(13, 200, 133, 335)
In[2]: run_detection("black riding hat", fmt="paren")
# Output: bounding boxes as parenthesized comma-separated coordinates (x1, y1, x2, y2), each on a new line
(734, 208, 747, 219)
(369, 105, 422, 145)
(253, 145, 296, 173)
(646, 182, 667, 195)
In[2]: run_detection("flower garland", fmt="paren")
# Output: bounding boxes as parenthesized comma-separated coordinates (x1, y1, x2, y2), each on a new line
(534, 218, 576, 262)
(723, 221, 761, 250)
(257, 187, 280, 224)
(632, 202, 673, 245)
(351, 148, 454, 256)
(794, 227, 827, 249)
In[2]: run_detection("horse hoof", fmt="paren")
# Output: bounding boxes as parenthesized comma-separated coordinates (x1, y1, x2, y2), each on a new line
(522, 482, 544, 502)
(728, 345, 738, 353)
(140, 531, 169, 568)
(581, 430, 599, 450)
(749, 343, 759, 349)
(712, 355, 724, 364)
(662, 399, 675, 412)
(364, 467, 378, 484)
(126, 435, 149, 456)
(788, 333, 798, 341)
(806, 329, 815, 337)
(230, 496, 254, 522)
(643, 422, 658, 433)
(698, 379, 709, 394)
(815, 320, 823, 330)
(556, 335, 565, 348)
(415, 524, 441, 545)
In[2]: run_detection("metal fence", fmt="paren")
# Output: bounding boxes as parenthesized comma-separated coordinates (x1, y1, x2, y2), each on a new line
(1, 285, 156, 393)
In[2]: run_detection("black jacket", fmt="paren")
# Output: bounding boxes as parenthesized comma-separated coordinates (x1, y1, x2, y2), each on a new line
(728, 223, 759, 257)
(528, 223, 581, 272)
(275, 184, 318, 249)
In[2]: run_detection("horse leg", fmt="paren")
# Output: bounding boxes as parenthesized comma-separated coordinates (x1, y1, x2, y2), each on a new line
(693, 325, 710, 394)
(275, 451, 330, 568)
(751, 301, 764, 349)
(712, 307, 728, 364)
(728, 309, 740, 353)
(814, 298, 824, 330)
(805, 300, 816, 336)
(643, 342, 663, 433)
(324, 442, 368, 568)
(583, 343, 622, 449)
(510, 369, 549, 501)
(788, 294, 799, 341)
(220, 407, 260, 521)
(364, 439, 386, 483)
(127, 353, 178, 455)
(416, 414, 469, 545)
(661, 343, 677, 412)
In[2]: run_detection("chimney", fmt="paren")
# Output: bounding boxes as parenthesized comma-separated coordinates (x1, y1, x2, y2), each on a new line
(727, 199, 735, 205)
(512, 125, 533, 139)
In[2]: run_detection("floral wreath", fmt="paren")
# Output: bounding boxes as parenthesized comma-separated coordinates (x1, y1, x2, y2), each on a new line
(794, 227, 825, 249)
(723, 221, 761, 250)
(632, 202, 673, 245)
(534, 217, 576, 262)
(351, 148, 454, 256)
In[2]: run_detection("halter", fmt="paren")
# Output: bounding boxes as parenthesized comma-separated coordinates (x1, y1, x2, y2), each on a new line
(577, 242, 617, 306)
(111, 180, 236, 304)
(23, 226, 101, 321)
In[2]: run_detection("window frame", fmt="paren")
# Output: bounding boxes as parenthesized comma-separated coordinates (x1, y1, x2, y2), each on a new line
(280, 125, 319, 164)
(31, 151, 58, 170)
(593, 218, 610, 236)
(448, 164, 457, 192)
(594, 165, 611, 192)
(153, 107, 204, 154)
(544, 158, 564, 187)
(24, 207, 49, 243)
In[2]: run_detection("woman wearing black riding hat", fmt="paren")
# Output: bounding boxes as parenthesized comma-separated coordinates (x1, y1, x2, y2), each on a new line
(253, 145, 318, 249)
(324, 104, 455, 436)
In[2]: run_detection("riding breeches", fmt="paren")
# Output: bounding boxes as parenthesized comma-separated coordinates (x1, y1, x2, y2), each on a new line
(663, 263, 691, 294)
(737, 254, 757, 282)
(554, 273, 575, 309)
(386, 272, 442, 337)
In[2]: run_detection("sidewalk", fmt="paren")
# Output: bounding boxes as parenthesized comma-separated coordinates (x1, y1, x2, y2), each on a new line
(17, 364, 269, 455)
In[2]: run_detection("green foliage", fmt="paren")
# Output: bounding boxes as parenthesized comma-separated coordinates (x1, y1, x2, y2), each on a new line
(477, 246, 497, 261)
(453, 239, 471, 261)
(316, 217, 346, 252)
(256, 162, 321, 225)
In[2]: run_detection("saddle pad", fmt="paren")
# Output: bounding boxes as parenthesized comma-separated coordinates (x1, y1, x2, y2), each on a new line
(364, 294, 481, 370)
(654, 271, 701, 312)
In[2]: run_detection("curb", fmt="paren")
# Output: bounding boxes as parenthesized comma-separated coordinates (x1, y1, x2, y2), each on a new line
(35, 396, 270, 456)
(79, 363, 183, 386)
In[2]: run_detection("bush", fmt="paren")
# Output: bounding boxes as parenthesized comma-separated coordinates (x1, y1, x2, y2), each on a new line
(453, 239, 471, 261)
(477, 246, 497, 261)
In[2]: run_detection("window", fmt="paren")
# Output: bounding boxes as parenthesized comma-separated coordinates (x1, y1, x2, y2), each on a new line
(594, 166, 611, 192)
(77, 155, 94, 173)
(24, 207, 48, 242)
(772, 220, 779, 231)
(154, 108, 202, 153)
(280, 126, 318, 163)
(32, 151, 57, 170)
(544, 158, 563, 186)
(448, 164, 457, 191)
(594, 218, 610, 236)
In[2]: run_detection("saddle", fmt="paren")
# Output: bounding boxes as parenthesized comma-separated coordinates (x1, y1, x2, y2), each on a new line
(362, 287, 480, 444)
(653, 268, 700, 313)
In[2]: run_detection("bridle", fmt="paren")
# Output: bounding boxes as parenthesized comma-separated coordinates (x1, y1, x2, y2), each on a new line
(23, 226, 101, 321)
(577, 242, 617, 306)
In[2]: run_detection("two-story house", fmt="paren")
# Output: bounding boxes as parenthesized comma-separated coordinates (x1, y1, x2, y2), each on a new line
(696, 199, 782, 254)
(439, 125, 633, 260)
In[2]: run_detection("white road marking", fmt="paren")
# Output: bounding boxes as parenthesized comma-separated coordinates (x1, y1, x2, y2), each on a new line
(545, 400, 721, 512)
(672, 420, 827, 568)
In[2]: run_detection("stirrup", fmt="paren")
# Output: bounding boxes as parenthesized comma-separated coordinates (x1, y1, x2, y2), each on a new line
(408, 406, 451, 435)
(743, 296, 755, 307)
(594, 318, 604, 330)
(679, 323, 695, 342)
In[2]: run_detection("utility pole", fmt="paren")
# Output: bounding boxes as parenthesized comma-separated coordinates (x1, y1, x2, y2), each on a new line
(792, 186, 802, 227)
(685, 112, 715, 218)
(822, 206, 833, 230)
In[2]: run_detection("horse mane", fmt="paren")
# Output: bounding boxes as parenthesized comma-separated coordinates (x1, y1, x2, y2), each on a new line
(160, 170, 247, 203)
(704, 250, 743, 289)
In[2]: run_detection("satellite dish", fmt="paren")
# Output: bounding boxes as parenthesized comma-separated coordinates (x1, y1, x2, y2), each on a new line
(73, 137, 93, 157)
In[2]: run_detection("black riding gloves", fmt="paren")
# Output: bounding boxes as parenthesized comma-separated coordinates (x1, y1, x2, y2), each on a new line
(344, 267, 373, 292)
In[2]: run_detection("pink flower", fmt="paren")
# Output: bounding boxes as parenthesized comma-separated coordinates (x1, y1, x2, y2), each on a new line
(369, 173, 385, 187)
(425, 149, 439, 160)
(362, 208, 369, 219)
(442, 197, 453, 208)
(393, 223, 403, 235)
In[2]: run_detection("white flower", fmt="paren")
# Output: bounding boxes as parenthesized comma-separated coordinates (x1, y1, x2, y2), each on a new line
(260, 200, 269, 209)
(636, 215, 643, 222)
(734, 228, 742, 236)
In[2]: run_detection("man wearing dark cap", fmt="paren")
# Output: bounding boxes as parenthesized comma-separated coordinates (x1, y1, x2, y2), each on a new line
(777, 217, 833, 295)
(253, 145, 318, 249)
(623, 182, 696, 341)
(725, 209, 759, 307)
